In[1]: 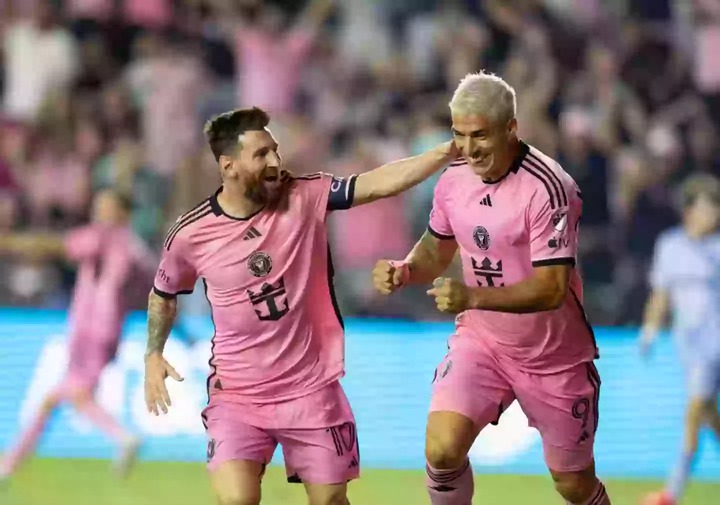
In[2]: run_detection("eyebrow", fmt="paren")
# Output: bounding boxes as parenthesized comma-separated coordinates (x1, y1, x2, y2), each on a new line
(253, 142, 279, 156)
(451, 128, 485, 137)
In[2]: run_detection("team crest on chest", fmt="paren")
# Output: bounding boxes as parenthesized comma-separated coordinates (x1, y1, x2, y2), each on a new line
(473, 226, 491, 251)
(247, 251, 273, 277)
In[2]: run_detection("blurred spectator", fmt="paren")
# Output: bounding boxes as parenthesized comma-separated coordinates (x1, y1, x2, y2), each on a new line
(0, 0, 715, 325)
(2, 1, 79, 122)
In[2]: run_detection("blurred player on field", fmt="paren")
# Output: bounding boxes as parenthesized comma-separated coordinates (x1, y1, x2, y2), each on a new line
(143, 107, 457, 505)
(373, 71, 611, 505)
(640, 174, 720, 505)
(0, 189, 156, 481)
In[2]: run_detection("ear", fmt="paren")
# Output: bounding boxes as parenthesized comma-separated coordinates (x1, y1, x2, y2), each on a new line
(508, 118, 518, 136)
(219, 154, 234, 174)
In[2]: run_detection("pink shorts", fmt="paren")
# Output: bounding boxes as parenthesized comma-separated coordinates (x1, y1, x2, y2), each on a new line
(430, 341, 601, 473)
(202, 382, 360, 485)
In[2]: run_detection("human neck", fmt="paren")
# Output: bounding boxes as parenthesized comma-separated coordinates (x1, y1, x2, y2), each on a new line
(216, 183, 264, 219)
(481, 138, 520, 183)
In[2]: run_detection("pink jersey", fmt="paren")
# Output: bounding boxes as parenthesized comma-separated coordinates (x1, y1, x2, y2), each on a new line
(154, 174, 358, 407)
(428, 141, 597, 374)
(65, 224, 152, 363)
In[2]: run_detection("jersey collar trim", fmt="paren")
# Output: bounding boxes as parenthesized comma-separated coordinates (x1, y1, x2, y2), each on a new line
(209, 186, 265, 221)
(481, 139, 529, 185)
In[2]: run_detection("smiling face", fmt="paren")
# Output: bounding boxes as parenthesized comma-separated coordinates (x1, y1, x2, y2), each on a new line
(451, 113, 518, 181)
(222, 128, 285, 205)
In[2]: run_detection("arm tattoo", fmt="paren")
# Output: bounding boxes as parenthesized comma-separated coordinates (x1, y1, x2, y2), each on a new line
(146, 293, 177, 356)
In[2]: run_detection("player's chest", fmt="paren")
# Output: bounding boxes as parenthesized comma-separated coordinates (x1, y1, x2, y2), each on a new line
(446, 187, 528, 254)
(194, 211, 318, 291)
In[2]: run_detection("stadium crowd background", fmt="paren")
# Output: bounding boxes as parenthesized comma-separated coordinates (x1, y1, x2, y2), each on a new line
(0, 0, 718, 326)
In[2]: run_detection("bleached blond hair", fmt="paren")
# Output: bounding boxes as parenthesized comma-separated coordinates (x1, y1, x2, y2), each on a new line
(449, 71, 517, 125)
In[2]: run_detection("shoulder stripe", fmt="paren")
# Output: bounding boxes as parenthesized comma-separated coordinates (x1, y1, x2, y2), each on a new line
(164, 200, 210, 245)
(449, 157, 465, 167)
(527, 152, 568, 206)
(164, 201, 211, 249)
(521, 163, 557, 209)
(164, 204, 212, 251)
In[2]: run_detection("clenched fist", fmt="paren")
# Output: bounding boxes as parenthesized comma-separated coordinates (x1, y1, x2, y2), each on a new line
(372, 260, 409, 295)
(426, 277, 471, 314)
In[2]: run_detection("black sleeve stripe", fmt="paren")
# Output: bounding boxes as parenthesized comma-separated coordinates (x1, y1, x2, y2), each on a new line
(153, 287, 194, 299)
(163, 201, 211, 250)
(427, 225, 455, 240)
(521, 163, 556, 209)
(532, 257, 576, 267)
(292, 172, 324, 181)
(527, 152, 568, 206)
(164, 207, 212, 251)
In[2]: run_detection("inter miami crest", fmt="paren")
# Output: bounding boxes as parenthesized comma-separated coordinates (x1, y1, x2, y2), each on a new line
(247, 251, 273, 277)
(473, 226, 490, 251)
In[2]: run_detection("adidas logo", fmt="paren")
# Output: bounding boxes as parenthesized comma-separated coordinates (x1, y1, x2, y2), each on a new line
(243, 227, 262, 241)
(479, 195, 493, 207)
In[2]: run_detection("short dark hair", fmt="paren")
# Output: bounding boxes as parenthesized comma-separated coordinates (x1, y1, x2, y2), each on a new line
(203, 107, 271, 162)
(679, 173, 720, 209)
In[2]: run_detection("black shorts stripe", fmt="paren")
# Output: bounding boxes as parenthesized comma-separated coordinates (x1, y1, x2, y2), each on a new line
(521, 163, 557, 209)
(328, 426, 343, 457)
(164, 201, 210, 248)
(586, 362, 601, 434)
(527, 152, 568, 207)
(532, 257, 576, 267)
(165, 207, 212, 251)
(427, 225, 455, 240)
(570, 287, 599, 359)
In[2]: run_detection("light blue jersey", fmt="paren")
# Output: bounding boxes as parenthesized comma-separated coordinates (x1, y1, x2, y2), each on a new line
(650, 227, 720, 364)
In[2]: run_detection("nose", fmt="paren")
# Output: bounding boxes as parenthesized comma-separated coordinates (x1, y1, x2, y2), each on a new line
(267, 150, 280, 168)
(462, 138, 476, 157)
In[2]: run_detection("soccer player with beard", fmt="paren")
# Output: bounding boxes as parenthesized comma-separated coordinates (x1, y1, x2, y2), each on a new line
(144, 107, 458, 505)
(373, 72, 611, 505)
(0, 190, 154, 481)
(640, 174, 720, 505)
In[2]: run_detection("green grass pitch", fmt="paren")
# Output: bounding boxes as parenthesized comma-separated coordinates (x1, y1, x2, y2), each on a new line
(1, 459, 718, 504)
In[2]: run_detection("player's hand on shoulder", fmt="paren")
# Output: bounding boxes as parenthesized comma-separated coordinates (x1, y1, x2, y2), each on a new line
(372, 259, 408, 295)
(144, 352, 184, 416)
(427, 277, 470, 314)
(436, 140, 461, 159)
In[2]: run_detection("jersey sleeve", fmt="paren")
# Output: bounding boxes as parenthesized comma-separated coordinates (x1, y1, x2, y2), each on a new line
(153, 234, 198, 299)
(296, 173, 358, 215)
(427, 175, 454, 239)
(649, 234, 671, 291)
(64, 226, 100, 261)
(528, 187, 580, 267)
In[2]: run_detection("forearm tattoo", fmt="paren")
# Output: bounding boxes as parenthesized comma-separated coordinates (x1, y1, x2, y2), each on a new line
(146, 293, 177, 356)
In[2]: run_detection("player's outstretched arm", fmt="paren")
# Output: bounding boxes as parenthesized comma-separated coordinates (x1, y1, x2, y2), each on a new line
(639, 289, 669, 355)
(351, 141, 458, 207)
(373, 231, 458, 295)
(144, 291, 184, 416)
(0, 233, 66, 259)
(428, 264, 571, 314)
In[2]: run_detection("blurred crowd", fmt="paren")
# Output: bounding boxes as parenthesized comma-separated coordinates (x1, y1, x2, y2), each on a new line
(0, 0, 718, 325)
